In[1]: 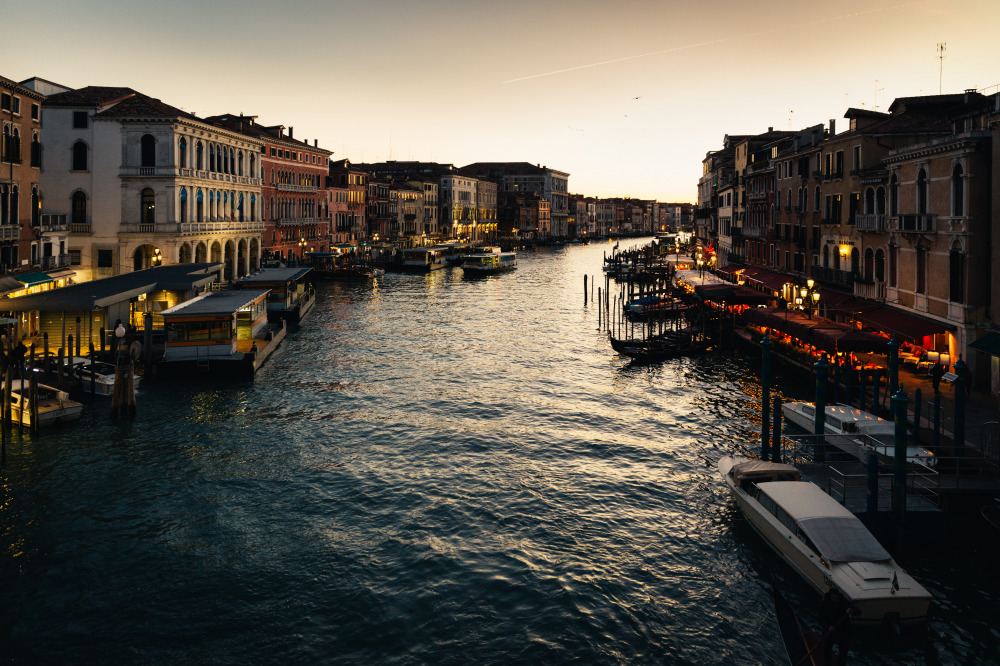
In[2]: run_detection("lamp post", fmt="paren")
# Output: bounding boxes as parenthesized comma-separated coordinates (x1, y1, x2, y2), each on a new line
(151, 248, 162, 267)
(299, 237, 306, 265)
(114, 322, 126, 365)
(799, 278, 820, 319)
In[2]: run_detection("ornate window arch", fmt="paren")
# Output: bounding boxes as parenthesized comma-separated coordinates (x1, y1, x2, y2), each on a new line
(72, 140, 88, 171)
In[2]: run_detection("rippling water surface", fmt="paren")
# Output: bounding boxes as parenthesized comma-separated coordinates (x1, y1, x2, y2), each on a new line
(2, 242, 998, 664)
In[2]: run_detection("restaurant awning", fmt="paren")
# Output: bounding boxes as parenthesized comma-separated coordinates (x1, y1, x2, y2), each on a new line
(15, 271, 54, 287)
(742, 267, 793, 294)
(968, 332, 1000, 358)
(46, 269, 76, 280)
(695, 283, 773, 305)
(0, 275, 24, 296)
(855, 306, 951, 342)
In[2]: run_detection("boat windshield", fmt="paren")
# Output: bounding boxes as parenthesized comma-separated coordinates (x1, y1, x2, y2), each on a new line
(797, 516, 891, 562)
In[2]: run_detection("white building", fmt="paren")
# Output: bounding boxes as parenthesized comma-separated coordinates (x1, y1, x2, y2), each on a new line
(42, 87, 264, 282)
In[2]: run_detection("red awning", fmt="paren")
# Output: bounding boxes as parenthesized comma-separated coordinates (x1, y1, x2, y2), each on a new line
(695, 283, 773, 305)
(742, 267, 793, 294)
(855, 306, 951, 342)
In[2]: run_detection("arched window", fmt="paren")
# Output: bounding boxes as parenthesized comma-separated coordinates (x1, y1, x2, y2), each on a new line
(72, 191, 87, 225)
(875, 249, 885, 282)
(30, 132, 40, 168)
(196, 189, 204, 222)
(179, 187, 188, 224)
(850, 247, 860, 275)
(209, 144, 216, 172)
(949, 241, 965, 303)
(31, 187, 39, 227)
(813, 185, 820, 212)
(209, 190, 215, 219)
(864, 187, 875, 215)
(916, 168, 928, 214)
(72, 141, 88, 171)
(250, 154, 255, 177)
(9, 186, 17, 225)
(916, 245, 927, 294)
(196, 141, 204, 170)
(864, 248, 874, 281)
(250, 194, 256, 221)
(875, 187, 885, 215)
(229, 148, 235, 175)
(889, 173, 898, 216)
(270, 168, 275, 185)
(238, 150, 244, 176)
(141, 134, 156, 168)
(140, 188, 155, 224)
(179, 138, 187, 169)
(888, 241, 897, 287)
(786, 189, 791, 209)
(952, 163, 964, 216)
(822, 244, 829, 268)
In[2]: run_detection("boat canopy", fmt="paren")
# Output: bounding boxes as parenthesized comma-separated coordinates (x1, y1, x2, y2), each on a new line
(797, 516, 891, 563)
(732, 460, 801, 485)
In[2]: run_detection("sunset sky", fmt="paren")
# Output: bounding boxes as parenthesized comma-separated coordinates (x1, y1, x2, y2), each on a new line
(5, 0, 999, 202)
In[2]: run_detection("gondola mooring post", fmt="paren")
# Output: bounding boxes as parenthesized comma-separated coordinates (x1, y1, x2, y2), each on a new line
(761, 335, 771, 461)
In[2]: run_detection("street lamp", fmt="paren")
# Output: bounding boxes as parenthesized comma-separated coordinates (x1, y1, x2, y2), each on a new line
(151, 248, 162, 267)
(299, 237, 306, 264)
(799, 279, 821, 319)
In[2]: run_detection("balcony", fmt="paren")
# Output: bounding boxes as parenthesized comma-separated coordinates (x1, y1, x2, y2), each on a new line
(276, 183, 318, 193)
(40, 213, 68, 233)
(741, 226, 764, 238)
(69, 223, 92, 234)
(895, 214, 935, 233)
(0, 225, 18, 240)
(179, 220, 265, 234)
(810, 265, 856, 289)
(854, 213, 888, 232)
(120, 223, 179, 234)
(277, 217, 322, 228)
(853, 280, 886, 301)
(748, 192, 767, 202)
(40, 255, 71, 269)
(122, 166, 263, 187)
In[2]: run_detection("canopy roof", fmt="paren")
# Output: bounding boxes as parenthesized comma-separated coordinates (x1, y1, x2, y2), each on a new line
(969, 332, 1000, 358)
(2, 264, 224, 312)
(744, 308, 888, 354)
(759, 481, 891, 562)
(855, 306, 950, 342)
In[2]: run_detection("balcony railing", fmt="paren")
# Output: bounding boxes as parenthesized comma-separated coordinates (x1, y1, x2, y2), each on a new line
(0, 225, 19, 240)
(40, 255, 71, 269)
(277, 217, 322, 228)
(276, 183, 318, 193)
(179, 220, 265, 234)
(854, 213, 888, 231)
(853, 280, 886, 301)
(741, 226, 764, 238)
(810, 265, 856, 289)
(895, 214, 935, 233)
(123, 167, 263, 187)
(69, 223, 92, 234)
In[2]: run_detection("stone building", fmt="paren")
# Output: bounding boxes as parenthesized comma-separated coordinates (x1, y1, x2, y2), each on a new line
(42, 87, 265, 282)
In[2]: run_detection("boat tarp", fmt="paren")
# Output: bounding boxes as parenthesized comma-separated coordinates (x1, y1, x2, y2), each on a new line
(797, 516, 891, 563)
(732, 460, 801, 485)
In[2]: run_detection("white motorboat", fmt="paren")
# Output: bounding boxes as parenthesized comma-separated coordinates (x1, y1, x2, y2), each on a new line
(5, 379, 84, 427)
(782, 402, 935, 467)
(719, 455, 932, 625)
(68, 357, 141, 397)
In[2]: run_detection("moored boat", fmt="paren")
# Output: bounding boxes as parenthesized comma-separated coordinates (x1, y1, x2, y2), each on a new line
(782, 402, 935, 466)
(5, 379, 84, 427)
(68, 357, 141, 397)
(719, 455, 932, 626)
(460, 250, 517, 274)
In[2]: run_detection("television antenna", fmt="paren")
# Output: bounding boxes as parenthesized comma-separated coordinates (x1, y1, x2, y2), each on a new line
(937, 43, 946, 94)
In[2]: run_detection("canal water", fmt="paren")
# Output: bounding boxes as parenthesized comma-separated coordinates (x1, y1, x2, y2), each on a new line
(1, 241, 997, 664)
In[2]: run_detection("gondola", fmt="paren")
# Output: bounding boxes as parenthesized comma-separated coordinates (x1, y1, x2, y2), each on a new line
(773, 588, 829, 666)
(608, 330, 709, 362)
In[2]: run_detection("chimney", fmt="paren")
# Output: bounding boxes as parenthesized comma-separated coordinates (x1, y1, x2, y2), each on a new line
(314, 139, 318, 147)
(768, 126, 773, 132)
(288, 126, 294, 138)
(829, 119, 836, 135)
